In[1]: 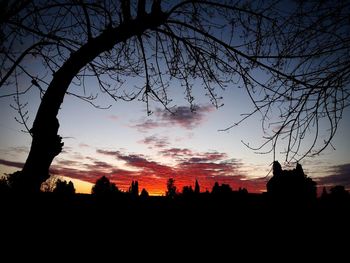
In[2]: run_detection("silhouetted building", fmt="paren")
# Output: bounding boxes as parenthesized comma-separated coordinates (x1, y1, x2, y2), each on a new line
(267, 161, 316, 203)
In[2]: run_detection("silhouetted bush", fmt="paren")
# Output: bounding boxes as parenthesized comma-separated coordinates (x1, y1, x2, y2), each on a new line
(140, 188, 149, 199)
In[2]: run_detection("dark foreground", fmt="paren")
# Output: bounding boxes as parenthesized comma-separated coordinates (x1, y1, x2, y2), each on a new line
(1, 192, 349, 259)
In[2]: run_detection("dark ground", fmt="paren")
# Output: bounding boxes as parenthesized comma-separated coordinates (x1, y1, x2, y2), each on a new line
(0, 192, 348, 260)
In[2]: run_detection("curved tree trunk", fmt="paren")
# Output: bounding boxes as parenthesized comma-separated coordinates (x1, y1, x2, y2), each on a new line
(20, 10, 167, 192)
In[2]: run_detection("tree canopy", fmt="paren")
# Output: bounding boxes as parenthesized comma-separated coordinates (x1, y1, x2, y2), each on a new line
(1, 0, 349, 191)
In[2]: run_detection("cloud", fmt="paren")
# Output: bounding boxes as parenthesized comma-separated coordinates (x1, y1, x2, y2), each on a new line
(159, 148, 228, 163)
(86, 161, 115, 170)
(97, 149, 174, 176)
(54, 159, 80, 166)
(6, 147, 29, 154)
(157, 105, 214, 129)
(107, 115, 119, 121)
(139, 135, 169, 149)
(94, 148, 266, 194)
(131, 105, 214, 132)
(0, 159, 24, 169)
(0, 149, 266, 195)
(316, 163, 350, 190)
(132, 119, 161, 132)
(159, 148, 193, 158)
(187, 152, 228, 163)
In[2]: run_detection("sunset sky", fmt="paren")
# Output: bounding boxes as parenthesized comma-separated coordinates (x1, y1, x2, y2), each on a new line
(1, 75, 350, 195)
(1, 0, 350, 195)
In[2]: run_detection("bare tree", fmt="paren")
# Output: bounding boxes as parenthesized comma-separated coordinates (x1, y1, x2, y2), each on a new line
(1, 0, 349, 192)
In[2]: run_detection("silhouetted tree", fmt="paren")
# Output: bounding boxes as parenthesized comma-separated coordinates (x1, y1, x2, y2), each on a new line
(140, 188, 149, 199)
(92, 176, 119, 197)
(329, 185, 349, 200)
(4, 171, 27, 192)
(53, 179, 75, 196)
(321, 187, 328, 200)
(211, 182, 232, 198)
(166, 178, 177, 199)
(2, 1, 349, 191)
(194, 180, 200, 195)
(129, 180, 139, 197)
(0, 176, 10, 194)
(182, 185, 194, 198)
(211, 182, 220, 195)
(238, 187, 248, 195)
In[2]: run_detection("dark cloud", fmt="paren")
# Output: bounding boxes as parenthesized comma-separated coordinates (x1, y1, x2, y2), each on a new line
(86, 161, 114, 170)
(139, 135, 169, 149)
(54, 159, 80, 166)
(187, 152, 228, 163)
(160, 148, 228, 163)
(96, 149, 120, 157)
(316, 163, 350, 189)
(0, 158, 24, 169)
(132, 119, 161, 132)
(157, 105, 214, 129)
(160, 148, 193, 158)
(131, 105, 214, 132)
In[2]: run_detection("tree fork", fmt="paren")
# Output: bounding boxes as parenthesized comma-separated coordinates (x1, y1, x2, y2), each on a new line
(21, 6, 167, 192)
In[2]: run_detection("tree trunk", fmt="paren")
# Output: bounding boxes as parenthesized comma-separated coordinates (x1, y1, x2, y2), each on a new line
(20, 10, 167, 192)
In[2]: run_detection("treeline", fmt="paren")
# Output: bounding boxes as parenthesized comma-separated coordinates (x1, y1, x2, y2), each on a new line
(1, 161, 349, 206)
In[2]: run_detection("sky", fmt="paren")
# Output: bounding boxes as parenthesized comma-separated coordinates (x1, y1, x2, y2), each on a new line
(1, 0, 350, 195)
(1, 74, 350, 195)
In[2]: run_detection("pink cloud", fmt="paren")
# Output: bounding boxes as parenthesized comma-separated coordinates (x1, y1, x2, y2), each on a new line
(107, 115, 119, 121)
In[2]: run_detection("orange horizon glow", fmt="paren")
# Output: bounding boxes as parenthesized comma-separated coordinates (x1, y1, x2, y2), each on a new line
(66, 173, 267, 196)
